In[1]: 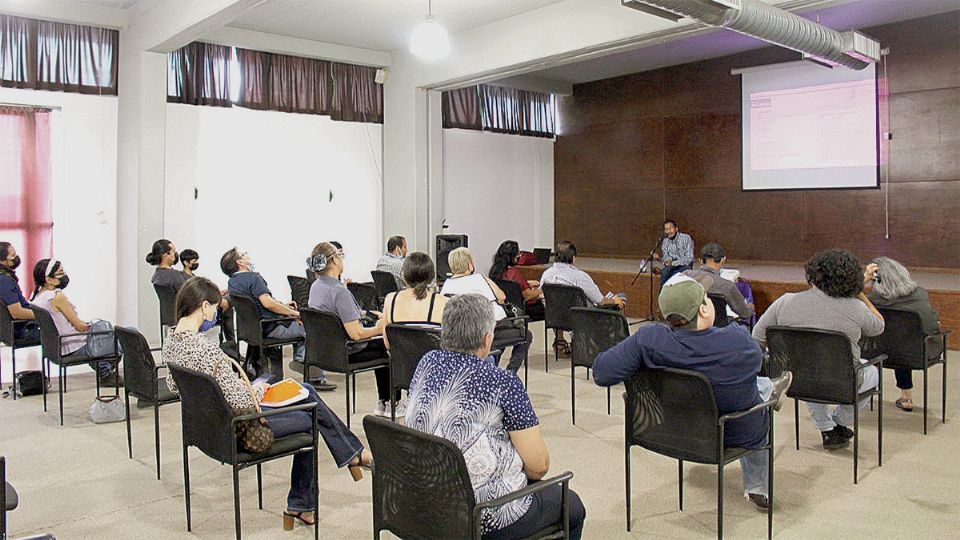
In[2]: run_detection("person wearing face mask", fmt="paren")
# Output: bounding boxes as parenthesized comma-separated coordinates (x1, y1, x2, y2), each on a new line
(31, 259, 123, 386)
(147, 239, 189, 292)
(178, 248, 235, 342)
(180, 249, 200, 277)
(0, 241, 40, 342)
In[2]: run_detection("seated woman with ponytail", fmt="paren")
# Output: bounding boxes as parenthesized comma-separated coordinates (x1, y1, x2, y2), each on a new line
(31, 259, 123, 386)
(382, 252, 447, 337)
(163, 276, 373, 530)
(146, 239, 188, 292)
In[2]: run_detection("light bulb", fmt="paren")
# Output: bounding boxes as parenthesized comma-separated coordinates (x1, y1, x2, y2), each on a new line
(409, 15, 450, 61)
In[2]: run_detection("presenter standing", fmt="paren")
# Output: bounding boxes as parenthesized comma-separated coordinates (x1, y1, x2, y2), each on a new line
(654, 219, 694, 286)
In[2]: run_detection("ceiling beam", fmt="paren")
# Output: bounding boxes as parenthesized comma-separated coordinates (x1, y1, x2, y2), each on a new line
(203, 26, 391, 67)
(126, 0, 266, 53)
(0, 0, 127, 28)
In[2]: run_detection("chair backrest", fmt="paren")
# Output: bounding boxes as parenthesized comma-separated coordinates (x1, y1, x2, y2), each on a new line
(386, 324, 441, 390)
(229, 293, 263, 346)
(766, 326, 858, 404)
(153, 284, 178, 327)
(363, 415, 476, 539)
(371, 270, 400, 298)
(304, 268, 316, 284)
(493, 279, 526, 315)
(570, 307, 629, 369)
(29, 306, 62, 363)
(707, 294, 731, 328)
(533, 248, 552, 264)
(115, 326, 159, 400)
(542, 283, 590, 331)
(347, 282, 380, 312)
(287, 275, 311, 310)
(871, 307, 926, 369)
(0, 303, 15, 346)
(625, 367, 721, 464)
(300, 307, 351, 371)
(167, 363, 235, 463)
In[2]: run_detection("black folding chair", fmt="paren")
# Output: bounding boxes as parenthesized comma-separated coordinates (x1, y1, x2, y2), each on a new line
(541, 284, 591, 372)
(153, 284, 177, 345)
(230, 294, 301, 378)
(624, 368, 775, 539)
(363, 415, 574, 539)
(0, 304, 40, 400)
(708, 294, 735, 328)
(767, 326, 885, 483)
(347, 282, 380, 312)
(495, 279, 544, 383)
(385, 324, 440, 421)
(168, 364, 318, 540)
(869, 308, 950, 434)
(1, 456, 15, 540)
(569, 307, 628, 424)
(31, 306, 120, 425)
(116, 326, 180, 479)
(371, 270, 400, 306)
(287, 275, 311, 311)
(300, 307, 388, 428)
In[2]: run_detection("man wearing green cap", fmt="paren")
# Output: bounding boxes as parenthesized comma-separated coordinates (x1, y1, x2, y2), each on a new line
(593, 274, 791, 510)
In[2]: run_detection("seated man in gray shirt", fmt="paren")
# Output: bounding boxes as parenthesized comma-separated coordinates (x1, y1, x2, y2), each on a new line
(753, 249, 884, 450)
(684, 242, 754, 320)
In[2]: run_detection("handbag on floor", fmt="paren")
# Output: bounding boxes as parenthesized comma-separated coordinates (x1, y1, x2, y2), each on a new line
(90, 395, 127, 423)
(15, 370, 48, 396)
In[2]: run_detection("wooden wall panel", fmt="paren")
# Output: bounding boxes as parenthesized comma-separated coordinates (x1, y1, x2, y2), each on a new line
(554, 12, 960, 271)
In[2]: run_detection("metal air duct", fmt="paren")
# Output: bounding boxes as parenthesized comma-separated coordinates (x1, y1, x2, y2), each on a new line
(622, 0, 880, 70)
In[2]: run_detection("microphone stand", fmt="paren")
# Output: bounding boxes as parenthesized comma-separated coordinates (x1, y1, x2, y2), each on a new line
(630, 236, 663, 322)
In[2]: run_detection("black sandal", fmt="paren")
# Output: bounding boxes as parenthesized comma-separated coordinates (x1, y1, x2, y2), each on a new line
(283, 511, 315, 530)
(895, 398, 914, 412)
(552, 338, 571, 356)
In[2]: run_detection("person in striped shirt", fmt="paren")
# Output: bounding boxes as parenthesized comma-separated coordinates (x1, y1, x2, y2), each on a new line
(655, 219, 694, 286)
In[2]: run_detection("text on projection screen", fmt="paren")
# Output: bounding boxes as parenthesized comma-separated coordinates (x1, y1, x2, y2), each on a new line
(741, 63, 878, 191)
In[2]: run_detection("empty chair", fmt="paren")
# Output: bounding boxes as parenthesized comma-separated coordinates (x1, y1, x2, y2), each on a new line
(766, 326, 884, 483)
(300, 307, 388, 428)
(569, 307, 628, 424)
(30, 306, 120, 425)
(347, 282, 380, 312)
(624, 369, 775, 539)
(230, 293, 301, 377)
(167, 364, 319, 540)
(153, 284, 177, 344)
(116, 326, 180, 479)
(0, 304, 41, 400)
(363, 415, 574, 539)
(287, 275, 311, 311)
(541, 284, 591, 372)
(385, 324, 440, 421)
(869, 307, 950, 434)
(371, 270, 400, 305)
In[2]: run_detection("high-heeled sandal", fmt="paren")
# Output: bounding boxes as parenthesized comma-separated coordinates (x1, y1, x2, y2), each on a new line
(347, 457, 374, 481)
(283, 511, 315, 530)
(552, 338, 571, 356)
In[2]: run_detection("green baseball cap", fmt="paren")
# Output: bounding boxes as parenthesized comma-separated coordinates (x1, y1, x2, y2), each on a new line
(658, 273, 714, 324)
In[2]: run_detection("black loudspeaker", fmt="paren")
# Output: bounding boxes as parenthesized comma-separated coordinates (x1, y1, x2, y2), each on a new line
(436, 234, 468, 280)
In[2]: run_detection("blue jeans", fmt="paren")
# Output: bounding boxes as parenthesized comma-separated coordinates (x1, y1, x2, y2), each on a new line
(806, 364, 879, 431)
(739, 377, 773, 496)
(660, 264, 692, 286)
(264, 383, 363, 513)
(267, 321, 306, 362)
(493, 321, 532, 373)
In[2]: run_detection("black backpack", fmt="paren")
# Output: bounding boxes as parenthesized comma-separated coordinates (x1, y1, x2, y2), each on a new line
(15, 370, 49, 396)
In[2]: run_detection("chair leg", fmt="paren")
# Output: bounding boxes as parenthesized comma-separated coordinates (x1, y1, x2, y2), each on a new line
(352, 373, 357, 413)
(717, 461, 724, 540)
(183, 445, 192, 531)
(678, 460, 684, 511)
(625, 444, 631, 532)
(794, 398, 799, 450)
(571, 364, 576, 425)
(943, 358, 948, 425)
(154, 402, 162, 480)
(233, 465, 242, 540)
(125, 390, 133, 459)
(257, 464, 263, 510)
(853, 402, 859, 484)
(923, 367, 928, 435)
(42, 359, 48, 411)
(768, 445, 774, 540)
(390, 384, 396, 422)
(345, 371, 352, 429)
(10, 347, 15, 400)
(524, 352, 528, 389)
(878, 379, 883, 467)
(58, 366, 65, 426)
(544, 328, 549, 373)
(607, 386, 611, 415)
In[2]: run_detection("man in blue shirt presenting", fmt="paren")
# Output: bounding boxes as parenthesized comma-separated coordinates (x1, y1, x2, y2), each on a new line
(655, 219, 694, 286)
(593, 274, 791, 509)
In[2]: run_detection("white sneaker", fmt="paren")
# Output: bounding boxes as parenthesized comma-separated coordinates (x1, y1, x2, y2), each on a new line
(392, 399, 407, 419)
(372, 400, 387, 417)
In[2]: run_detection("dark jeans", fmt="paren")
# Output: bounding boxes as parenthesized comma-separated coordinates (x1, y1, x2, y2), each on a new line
(347, 339, 398, 402)
(264, 383, 364, 513)
(895, 369, 912, 390)
(484, 483, 586, 540)
(659, 263, 692, 287)
(492, 319, 532, 373)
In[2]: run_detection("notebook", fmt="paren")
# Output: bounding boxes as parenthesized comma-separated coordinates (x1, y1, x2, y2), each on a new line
(260, 378, 309, 408)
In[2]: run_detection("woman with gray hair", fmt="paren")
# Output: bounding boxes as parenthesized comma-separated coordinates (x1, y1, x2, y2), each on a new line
(866, 256, 942, 411)
(405, 294, 586, 538)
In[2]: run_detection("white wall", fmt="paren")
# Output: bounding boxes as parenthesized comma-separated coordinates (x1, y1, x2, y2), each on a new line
(0, 88, 119, 378)
(164, 104, 383, 299)
(441, 129, 554, 276)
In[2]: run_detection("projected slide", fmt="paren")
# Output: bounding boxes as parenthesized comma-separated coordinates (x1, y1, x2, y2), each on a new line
(741, 63, 878, 191)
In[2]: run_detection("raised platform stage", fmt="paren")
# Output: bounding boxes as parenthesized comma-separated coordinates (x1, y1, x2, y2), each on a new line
(517, 258, 960, 350)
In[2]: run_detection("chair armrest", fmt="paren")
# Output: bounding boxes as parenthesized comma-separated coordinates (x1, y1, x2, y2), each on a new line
(473, 472, 574, 513)
(940, 330, 952, 336)
(153, 364, 168, 375)
(857, 354, 886, 370)
(149, 346, 163, 352)
(259, 316, 298, 331)
(347, 335, 384, 347)
(232, 401, 318, 424)
(59, 330, 115, 340)
(719, 397, 776, 425)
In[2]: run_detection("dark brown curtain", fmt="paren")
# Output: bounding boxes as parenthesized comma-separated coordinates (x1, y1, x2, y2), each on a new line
(0, 15, 118, 95)
(441, 86, 481, 131)
(167, 42, 231, 107)
(235, 48, 381, 123)
(479, 84, 555, 138)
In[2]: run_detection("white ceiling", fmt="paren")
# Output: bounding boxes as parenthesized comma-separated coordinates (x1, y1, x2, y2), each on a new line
(227, 0, 567, 52)
(65, 0, 139, 7)
(526, 0, 960, 84)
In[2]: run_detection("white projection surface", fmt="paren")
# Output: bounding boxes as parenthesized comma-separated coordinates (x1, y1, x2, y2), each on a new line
(741, 62, 878, 190)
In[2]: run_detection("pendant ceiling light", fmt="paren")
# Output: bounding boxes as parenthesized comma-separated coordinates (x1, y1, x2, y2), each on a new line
(409, 0, 450, 61)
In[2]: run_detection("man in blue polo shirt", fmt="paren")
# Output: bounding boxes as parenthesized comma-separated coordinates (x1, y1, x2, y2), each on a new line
(593, 274, 791, 510)
(0, 242, 39, 341)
